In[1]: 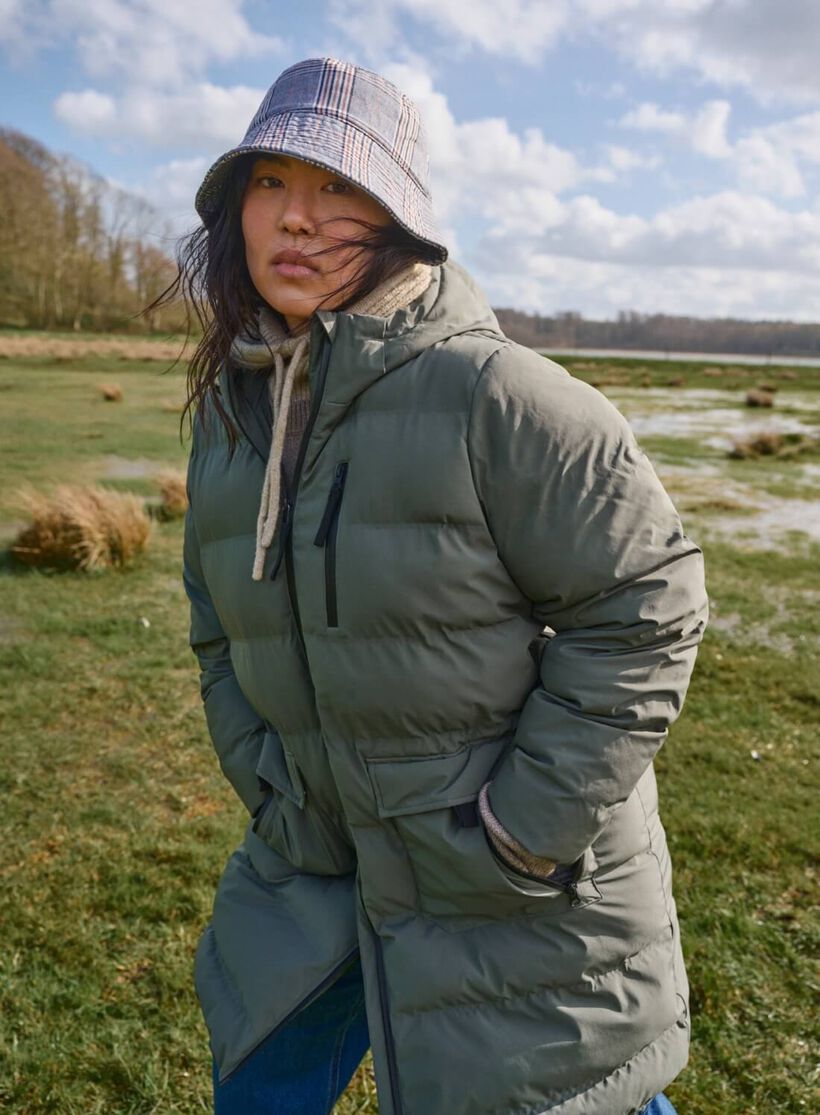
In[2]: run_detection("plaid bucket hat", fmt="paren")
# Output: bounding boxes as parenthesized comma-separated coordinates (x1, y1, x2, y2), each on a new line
(195, 57, 448, 262)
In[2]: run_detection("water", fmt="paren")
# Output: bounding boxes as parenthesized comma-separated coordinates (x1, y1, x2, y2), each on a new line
(539, 347, 820, 367)
(102, 455, 163, 480)
(606, 387, 819, 449)
(603, 388, 820, 546)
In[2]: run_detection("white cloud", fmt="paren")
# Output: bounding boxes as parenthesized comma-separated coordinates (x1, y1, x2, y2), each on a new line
(620, 103, 686, 134)
(620, 98, 820, 198)
(760, 110, 820, 164)
(331, 0, 570, 65)
(376, 70, 816, 313)
(602, 145, 661, 172)
(584, 0, 820, 105)
(479, 251, 820, 322)
(384, 63, 613, 220)
(474, 186, 820, 320)
(377, 61, 592, 240)
(620, 99, 731, 158)
(54, 89, 117, 131)
(690, 99, 731, 158)
(331, 0, 820, 104)
(53, 82, 264, 148)
(4, 0, 282, 86)
(480, 190, 820, 279)
(575, 79, 626, 101)
(394, 0, 569, 64)
(24, 0, 820, 321)
(136, 156, 211, 234)
(734, 135, 805, 200)
(0, 0, 24, 40)
(735, 110, 820, 200)
(150, 157, 210, 207)
(735, 110, 820, 199)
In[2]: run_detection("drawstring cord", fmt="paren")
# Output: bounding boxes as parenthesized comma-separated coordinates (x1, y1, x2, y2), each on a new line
(252, 333, 309, 581)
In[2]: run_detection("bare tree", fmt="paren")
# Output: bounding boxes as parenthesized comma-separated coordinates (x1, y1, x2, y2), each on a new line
(0, 127, 183, 332)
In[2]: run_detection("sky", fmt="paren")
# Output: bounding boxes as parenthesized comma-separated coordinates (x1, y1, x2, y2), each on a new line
(2, 0, 820, 321)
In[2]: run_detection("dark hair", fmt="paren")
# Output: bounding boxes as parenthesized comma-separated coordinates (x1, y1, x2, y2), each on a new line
(148, 153, 440, 448)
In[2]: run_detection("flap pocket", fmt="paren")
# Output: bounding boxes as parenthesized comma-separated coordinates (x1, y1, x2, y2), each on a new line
(366, 736, 510, 819)
(256, 729, 305, 808)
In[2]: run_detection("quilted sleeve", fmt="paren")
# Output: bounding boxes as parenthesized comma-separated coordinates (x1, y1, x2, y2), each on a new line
(183, 425, 268, 816)
(467, 345, 708, 865)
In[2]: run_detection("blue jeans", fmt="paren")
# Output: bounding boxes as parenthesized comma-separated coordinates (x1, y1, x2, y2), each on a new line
(642, 1096, 678, 1115)
(213, 957, 369, 1114)
(212, 955, 679, 1114)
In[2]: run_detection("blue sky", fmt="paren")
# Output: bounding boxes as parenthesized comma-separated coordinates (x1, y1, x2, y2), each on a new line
(2, 0, 820, 319)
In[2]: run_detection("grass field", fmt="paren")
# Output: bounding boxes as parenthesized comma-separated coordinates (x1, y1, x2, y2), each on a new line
(0, 347, 817, 1113)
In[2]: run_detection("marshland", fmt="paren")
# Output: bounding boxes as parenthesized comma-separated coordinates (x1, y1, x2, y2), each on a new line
(0, 340, 817, 1113)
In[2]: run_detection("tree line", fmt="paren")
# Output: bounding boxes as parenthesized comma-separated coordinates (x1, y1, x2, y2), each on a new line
(2, 126, 820, 350)
(0, 128, 182, 332)
(494, 308, 820, 358)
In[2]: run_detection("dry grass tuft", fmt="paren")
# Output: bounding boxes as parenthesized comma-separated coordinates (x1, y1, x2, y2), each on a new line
(98, 383, 123, 402)
(729, 432, 784, 459)
(156, 470, 188, 520)
(746, 388, 775, 407)
(0, 334, 192, 361)
(10, 486, 151, 570)
(729, 432, 820, 460)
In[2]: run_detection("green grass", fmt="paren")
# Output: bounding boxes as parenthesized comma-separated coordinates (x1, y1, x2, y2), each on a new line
(0, 358, 189, 515)
(0, 351, 818, 1113)
(0, 327, 188, 341)
(556, 354, 820, 394)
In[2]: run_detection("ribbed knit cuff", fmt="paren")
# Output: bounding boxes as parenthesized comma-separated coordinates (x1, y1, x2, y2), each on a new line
(478, 782, 557, 882)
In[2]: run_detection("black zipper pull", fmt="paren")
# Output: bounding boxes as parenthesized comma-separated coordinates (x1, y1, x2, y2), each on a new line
(314, 463, 349, 547)
(270, 499, 292, 579)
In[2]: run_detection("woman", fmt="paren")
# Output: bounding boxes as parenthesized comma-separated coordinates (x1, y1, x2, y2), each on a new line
(176, 57, 707, 1115)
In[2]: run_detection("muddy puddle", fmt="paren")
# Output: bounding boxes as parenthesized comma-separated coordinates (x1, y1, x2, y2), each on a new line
(606, 387, 820, 447)
(702, 499, 820, 548)
(606, 388, 820, 547)
(100, 456, 164, 480)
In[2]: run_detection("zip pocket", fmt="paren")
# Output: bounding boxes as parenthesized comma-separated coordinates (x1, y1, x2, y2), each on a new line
(314, 462, 349, 627)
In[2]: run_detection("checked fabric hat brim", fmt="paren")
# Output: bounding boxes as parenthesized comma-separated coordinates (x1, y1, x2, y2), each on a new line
(194, 58, 448, 263)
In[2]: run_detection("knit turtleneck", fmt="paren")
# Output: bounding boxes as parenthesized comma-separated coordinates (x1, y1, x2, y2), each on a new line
(230, 262, 433, 581)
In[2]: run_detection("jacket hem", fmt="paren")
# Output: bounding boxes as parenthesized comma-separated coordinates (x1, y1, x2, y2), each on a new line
(536, 1012, 689, 1114)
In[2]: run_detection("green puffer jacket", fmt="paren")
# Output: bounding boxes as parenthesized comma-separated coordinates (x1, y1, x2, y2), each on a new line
(184, 261, 708, 1115)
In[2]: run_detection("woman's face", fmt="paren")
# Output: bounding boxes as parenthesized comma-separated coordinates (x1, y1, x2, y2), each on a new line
(241, 154, 393, 330)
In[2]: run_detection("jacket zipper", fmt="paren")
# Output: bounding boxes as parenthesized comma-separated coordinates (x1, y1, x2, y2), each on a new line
(280, 338, 333, 651)
(313, 462, 349, 627)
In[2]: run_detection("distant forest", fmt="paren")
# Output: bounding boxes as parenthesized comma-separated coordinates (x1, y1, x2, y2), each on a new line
(495, 308, 820, 358)
(0, 127, 181, 333)
(2, 125, 820, 353)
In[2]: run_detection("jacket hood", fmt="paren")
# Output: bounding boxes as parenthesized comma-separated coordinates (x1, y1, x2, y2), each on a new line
(314, 259, 502, 378)
(221, 260, 502, 465)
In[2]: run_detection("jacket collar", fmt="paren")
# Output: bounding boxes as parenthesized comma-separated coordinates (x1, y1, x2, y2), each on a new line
(312, 261, 500, 411)
(224, 260, 501, 462)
